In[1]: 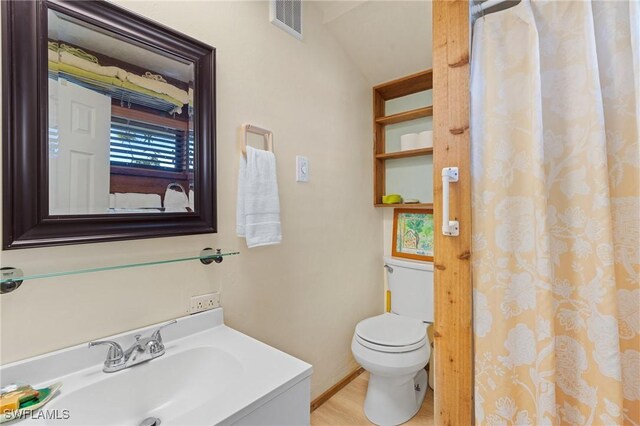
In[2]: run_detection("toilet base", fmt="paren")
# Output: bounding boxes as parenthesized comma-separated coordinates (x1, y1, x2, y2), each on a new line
(364, 368, 428, 426)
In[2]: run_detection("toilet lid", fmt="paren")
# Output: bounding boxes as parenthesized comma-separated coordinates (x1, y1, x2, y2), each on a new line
(355, 313, 426, 347)
(355, 334, 426, 353)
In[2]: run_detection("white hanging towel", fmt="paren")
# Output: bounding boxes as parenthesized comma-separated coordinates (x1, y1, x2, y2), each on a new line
(236, 146, 282, 248)
(163, 187, 189, 212)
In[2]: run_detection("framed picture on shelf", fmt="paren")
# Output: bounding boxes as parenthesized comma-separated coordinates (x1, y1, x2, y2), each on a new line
(392, 208, 434, 262)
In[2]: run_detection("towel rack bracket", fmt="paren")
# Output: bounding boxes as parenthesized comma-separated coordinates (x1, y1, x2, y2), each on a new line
(0, 267, 23, 294)
(241, 123, 274, 156)
(200, 248, 224, 265)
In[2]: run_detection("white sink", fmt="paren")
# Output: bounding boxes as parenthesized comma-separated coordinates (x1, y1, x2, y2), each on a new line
(1, 309, 312, 426)
(45, 347, 242, 425)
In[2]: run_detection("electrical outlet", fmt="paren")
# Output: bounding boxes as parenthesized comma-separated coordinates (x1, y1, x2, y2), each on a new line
(189, 292, 220, 314)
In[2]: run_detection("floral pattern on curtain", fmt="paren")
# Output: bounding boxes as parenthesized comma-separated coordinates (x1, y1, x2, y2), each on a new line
(471, 1, 639, 424)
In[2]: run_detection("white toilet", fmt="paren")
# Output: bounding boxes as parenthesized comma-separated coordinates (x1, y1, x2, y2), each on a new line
(351, 257, 433, 426)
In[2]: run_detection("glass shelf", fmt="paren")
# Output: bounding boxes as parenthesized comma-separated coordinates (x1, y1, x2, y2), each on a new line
(0, 248, 239, 285)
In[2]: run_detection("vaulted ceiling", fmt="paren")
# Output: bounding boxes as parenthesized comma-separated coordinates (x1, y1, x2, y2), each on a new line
(312, 1, 432, 85)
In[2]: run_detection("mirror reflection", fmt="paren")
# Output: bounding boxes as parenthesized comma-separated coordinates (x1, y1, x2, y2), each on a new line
(47, 9, 196, 215)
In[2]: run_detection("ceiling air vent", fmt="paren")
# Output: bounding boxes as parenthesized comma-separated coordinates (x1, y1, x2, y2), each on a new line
(270, 0, 303, 40)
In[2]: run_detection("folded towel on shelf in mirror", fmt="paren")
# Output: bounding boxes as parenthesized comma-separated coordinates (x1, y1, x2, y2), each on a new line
(113, 193, 162, 210)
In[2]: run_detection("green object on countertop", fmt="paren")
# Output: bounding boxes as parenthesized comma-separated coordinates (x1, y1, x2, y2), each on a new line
(19, 388, 51, 409)
(382, 194, 403, 204)
(0, 382, 62, 424)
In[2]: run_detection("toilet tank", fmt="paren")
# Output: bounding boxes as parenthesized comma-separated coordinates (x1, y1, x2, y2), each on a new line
(385, 256, 434, 322)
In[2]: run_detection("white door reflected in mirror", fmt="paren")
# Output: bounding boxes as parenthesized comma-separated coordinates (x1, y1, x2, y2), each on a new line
(49, 79, 111, 215)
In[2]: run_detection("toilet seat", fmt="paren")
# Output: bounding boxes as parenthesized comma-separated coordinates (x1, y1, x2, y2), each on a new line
(355, 313, 427, 353)
(355, 334, 426, 353)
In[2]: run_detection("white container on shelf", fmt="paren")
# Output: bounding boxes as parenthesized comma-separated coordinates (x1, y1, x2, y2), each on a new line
(400, 133, 419, 151)
(417, 130, 433, 149)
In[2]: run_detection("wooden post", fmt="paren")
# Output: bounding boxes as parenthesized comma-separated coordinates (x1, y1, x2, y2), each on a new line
(432, 1, 474, 425)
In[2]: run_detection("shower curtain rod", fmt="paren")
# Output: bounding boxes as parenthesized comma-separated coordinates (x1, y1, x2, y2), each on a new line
(471, 0, 513, 16)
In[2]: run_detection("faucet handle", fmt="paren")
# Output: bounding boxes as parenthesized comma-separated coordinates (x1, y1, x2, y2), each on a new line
(150, 320, 177, 346)
(88, 340, 124, 368)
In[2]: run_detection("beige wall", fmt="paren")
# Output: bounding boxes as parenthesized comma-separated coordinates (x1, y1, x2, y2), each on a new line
(0, 1, 384, 399)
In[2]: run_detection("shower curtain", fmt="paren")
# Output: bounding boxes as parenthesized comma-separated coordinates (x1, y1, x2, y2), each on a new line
(471, 1, 639, 425)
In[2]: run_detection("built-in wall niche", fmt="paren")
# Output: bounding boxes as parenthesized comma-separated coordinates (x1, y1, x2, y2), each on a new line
(384, 90, 433, 152)
(385, 155, 433, 204)
(373, 70, 433, 208)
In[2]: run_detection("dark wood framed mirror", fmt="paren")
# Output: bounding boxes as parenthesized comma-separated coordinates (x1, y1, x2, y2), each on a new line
(2, 0, 216, 249)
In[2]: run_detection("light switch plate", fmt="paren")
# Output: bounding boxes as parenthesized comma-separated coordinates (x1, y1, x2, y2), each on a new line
(296, 155, 309, 182)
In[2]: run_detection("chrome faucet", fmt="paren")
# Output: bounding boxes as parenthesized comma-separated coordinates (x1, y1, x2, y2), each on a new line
(89, 320, 176, 373)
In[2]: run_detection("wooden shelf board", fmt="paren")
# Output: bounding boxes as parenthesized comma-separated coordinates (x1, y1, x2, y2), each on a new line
(376, 147, 433, 160)
(375, 106, 433, 125)
(374, 203, 433, 209)
(374, 69, 433, 100)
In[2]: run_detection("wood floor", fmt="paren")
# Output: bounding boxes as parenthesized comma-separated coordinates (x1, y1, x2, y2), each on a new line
(311, 372, 434, 425)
